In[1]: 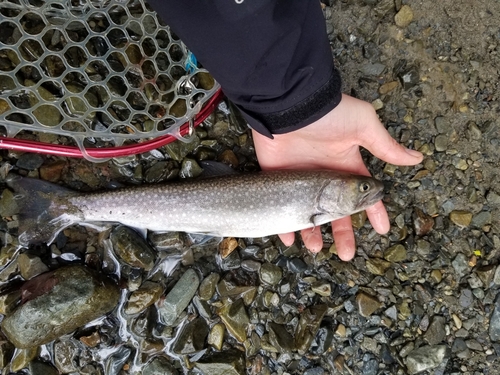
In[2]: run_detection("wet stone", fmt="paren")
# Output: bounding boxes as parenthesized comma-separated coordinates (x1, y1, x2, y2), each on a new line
(0, 189, 18, 217)
(198, 272, 220, 301)
(356, 292, 382, 317)
(405, 345, 449, 375)
(450, 210, 472, 227)
(486, 191, 500, 205)
(29, 360, 59, 375)
(259, 262, 282, 285)
(288, 257, 307, 273)
(148, 232, 184, 251)
(194, 349, 245, 375)
(295, 304, 327, 354)
(304, 368, 325, 375)
(1, 266, 120, 348)
(219, 237, 239, 259)
(15, 153, 44, 171)
(366, 258, 391, 275)
(179, 158, 203, 179)
(384, 244, 407, 262)
(360, 62, 386, 76)
(0, 339, 14, 369)
(110, 225, 156, 271)
(241, 259, 261, 273)
(208, 322, 225, 351)
(476, 265, 495, 287)
(415, 239, 431, 257)
(143, 357, 178, 375)
(53, 339, 80, 373)
(311, 281, 331, 297)
(434, 134, 449, 152)
(424, 316, 446, 345)
(11, 347, 38, 372)
(268, 322, 294, 352)
(379, 81, 398, 95)
(158, 268, 199, 326)
(172, 317, 209, 354)
(218, 298, 249, 343)
(17, 252, 49, 280)
(125, 281, 163, 315)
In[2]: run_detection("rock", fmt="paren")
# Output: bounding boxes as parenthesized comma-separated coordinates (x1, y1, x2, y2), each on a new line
(208, 323, 225, 351)
(219, 237, 239, 259)
(0, 189, 18, 217)
(372, 98, 384, 110)
(452, 253, 469, 282)
(172, 317, 209, 354)
(415, 240, 431, 257)
(351, 210, 367, 229)
(489, 293, 500, 341)
(179, 158, 203, 179)
(399, 67, 420, 90)
(29, 360, 59, 375)
(384, 244, 407, 262)
(10, 347, 38, 372)
(486, 191, 500, 205)
(0, 339, 14, 368)
(476, 265, 495, 288)
(158, 268, 199, 326)
(125, 281, 163, 315)
(430, 270, 442, 283)
(311, 281, 331, 297)
(379, 81, 399, 95)
(459, 289, 474, 308)
(434, 134, 449, 152)
(366, 258, 391, 275)
(218, 149, 239, 168)
(39, 161, 66, 182)
(395, 5, 414, 28)
(54, 339, 80, 373)
(405, 345, 449, 375)
(424, 316, 446, 345)
(268, 322, 294, 352)
(17, 253, 49, 280)
(218, 298, 249, 343)
(194, 349, 245, 375)
(148, 232, 184, 251)
(110, 226, 156, 270)
(295, 304, 327, 353)
(413, 208, 434, 236)
(288, 258, 307, 273)
(16, 153, 44, 171)
(471, 211, 492, 228)
(1, 266, 120, 348)
(199, 273, 220, 301)
(356, 292, 382, 317)
(259, 262, 282, 285)
(143, 357, 178, 375)
(360, 62, 386, 76)
(79, 331, 101, 347)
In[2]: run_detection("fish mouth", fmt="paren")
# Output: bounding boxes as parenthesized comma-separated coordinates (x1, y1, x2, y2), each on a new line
(357, 185, 385, 210)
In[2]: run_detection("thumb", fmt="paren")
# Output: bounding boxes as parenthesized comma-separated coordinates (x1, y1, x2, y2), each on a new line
(361, 121, 423, 166)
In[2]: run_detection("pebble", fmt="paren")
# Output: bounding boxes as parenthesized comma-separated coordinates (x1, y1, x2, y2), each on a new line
(486, 191, 500, 205)
(413, 208, 434, 236)
(394, 5, 414, 28)
(405, 345, 449, 375)
(295, 304, 327, 354)
(489, 293, 500, 341)
(15, 153, 44, 171)
(17, 253, 49, 280)
(268, 322, 294, 352)
(142, 357, 178, 375)
(208, 323, 225, 351)
(218, 298, 249, 343)
(311, 281, 331, 297)
(424, 316, 446, 345)
(1, 266, 120, 348)
(259, 262, 282, 285)
(366, 258, 391, 275)
(158, 268, 199, 326)
(459, 289, 474, 308)
(110, 225, 156, 271)
(219, 237, 239, 258)
(360, 62, 386, 76)
(125, 281, 163, 315)
(356, 292, 382, 317)
(29, 360, 59, 375)
(287, 257, 307, 273)
(434, 134, 449, 152)
(452, 253, 469, 282)
(379, 81, 399, 95)
(384, 244, 407, 262)
(172, 317, 209, 354)
(430, 269, 442, 283)
(199, 273, 220, 301)
(179, 158, 203, 178)
(194, 349, 245, 375)
(471, 211, 492, 228)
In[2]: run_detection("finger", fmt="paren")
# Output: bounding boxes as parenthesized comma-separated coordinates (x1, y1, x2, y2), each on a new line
(300, 227, 323, 253)
(360, 117, 424, 166)
(278, 232, 295, 247)
(331, 216, 356, 261)
(365, 201, 390, 234)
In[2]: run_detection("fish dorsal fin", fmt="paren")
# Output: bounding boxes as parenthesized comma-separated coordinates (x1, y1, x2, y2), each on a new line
(199, 161, 238, 177)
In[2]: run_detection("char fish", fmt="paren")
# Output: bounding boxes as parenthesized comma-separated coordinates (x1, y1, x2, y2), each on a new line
(7, 170, 384, 246)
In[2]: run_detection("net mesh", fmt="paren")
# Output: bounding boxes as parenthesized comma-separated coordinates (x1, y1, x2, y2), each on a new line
(0, 0, 220, 158)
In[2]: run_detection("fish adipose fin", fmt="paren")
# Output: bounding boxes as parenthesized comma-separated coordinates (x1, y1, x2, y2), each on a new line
(6, 175, 83, 246)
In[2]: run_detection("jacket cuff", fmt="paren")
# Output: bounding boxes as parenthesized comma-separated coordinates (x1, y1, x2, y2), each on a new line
(236, 67, 342, 137)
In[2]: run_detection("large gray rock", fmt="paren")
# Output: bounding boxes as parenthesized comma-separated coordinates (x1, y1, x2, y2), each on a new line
(405, 345, 449, 374)
(1, 266, 120, 348)
(489, 292, 500, 341)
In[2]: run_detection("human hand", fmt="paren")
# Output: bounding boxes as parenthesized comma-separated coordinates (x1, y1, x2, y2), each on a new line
(253, 94, 423, 261)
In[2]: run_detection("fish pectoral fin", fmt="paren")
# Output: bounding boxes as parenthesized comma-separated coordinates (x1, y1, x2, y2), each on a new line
(310, 213, 334, 227)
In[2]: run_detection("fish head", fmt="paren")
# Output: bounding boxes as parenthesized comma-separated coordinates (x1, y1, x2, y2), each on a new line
(318, 175, 385, 217)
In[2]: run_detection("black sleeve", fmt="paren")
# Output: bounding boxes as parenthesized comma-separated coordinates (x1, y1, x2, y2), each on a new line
(146, 0, 342, 137)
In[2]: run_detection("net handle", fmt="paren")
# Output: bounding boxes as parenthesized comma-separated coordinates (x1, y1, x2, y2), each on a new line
(0, 89, 224, 159)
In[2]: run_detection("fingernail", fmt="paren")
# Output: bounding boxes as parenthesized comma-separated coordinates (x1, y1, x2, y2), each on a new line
(405, 148, 423, 158)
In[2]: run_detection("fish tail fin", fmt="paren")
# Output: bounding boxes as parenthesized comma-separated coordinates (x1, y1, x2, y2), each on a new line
(6, 175, 82, 246)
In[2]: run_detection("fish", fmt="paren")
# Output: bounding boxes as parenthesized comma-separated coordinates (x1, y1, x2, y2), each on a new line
(6, 169, 384, 246)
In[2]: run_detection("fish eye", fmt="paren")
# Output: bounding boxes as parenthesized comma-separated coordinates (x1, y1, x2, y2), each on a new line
(359, 182, 371, 193)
